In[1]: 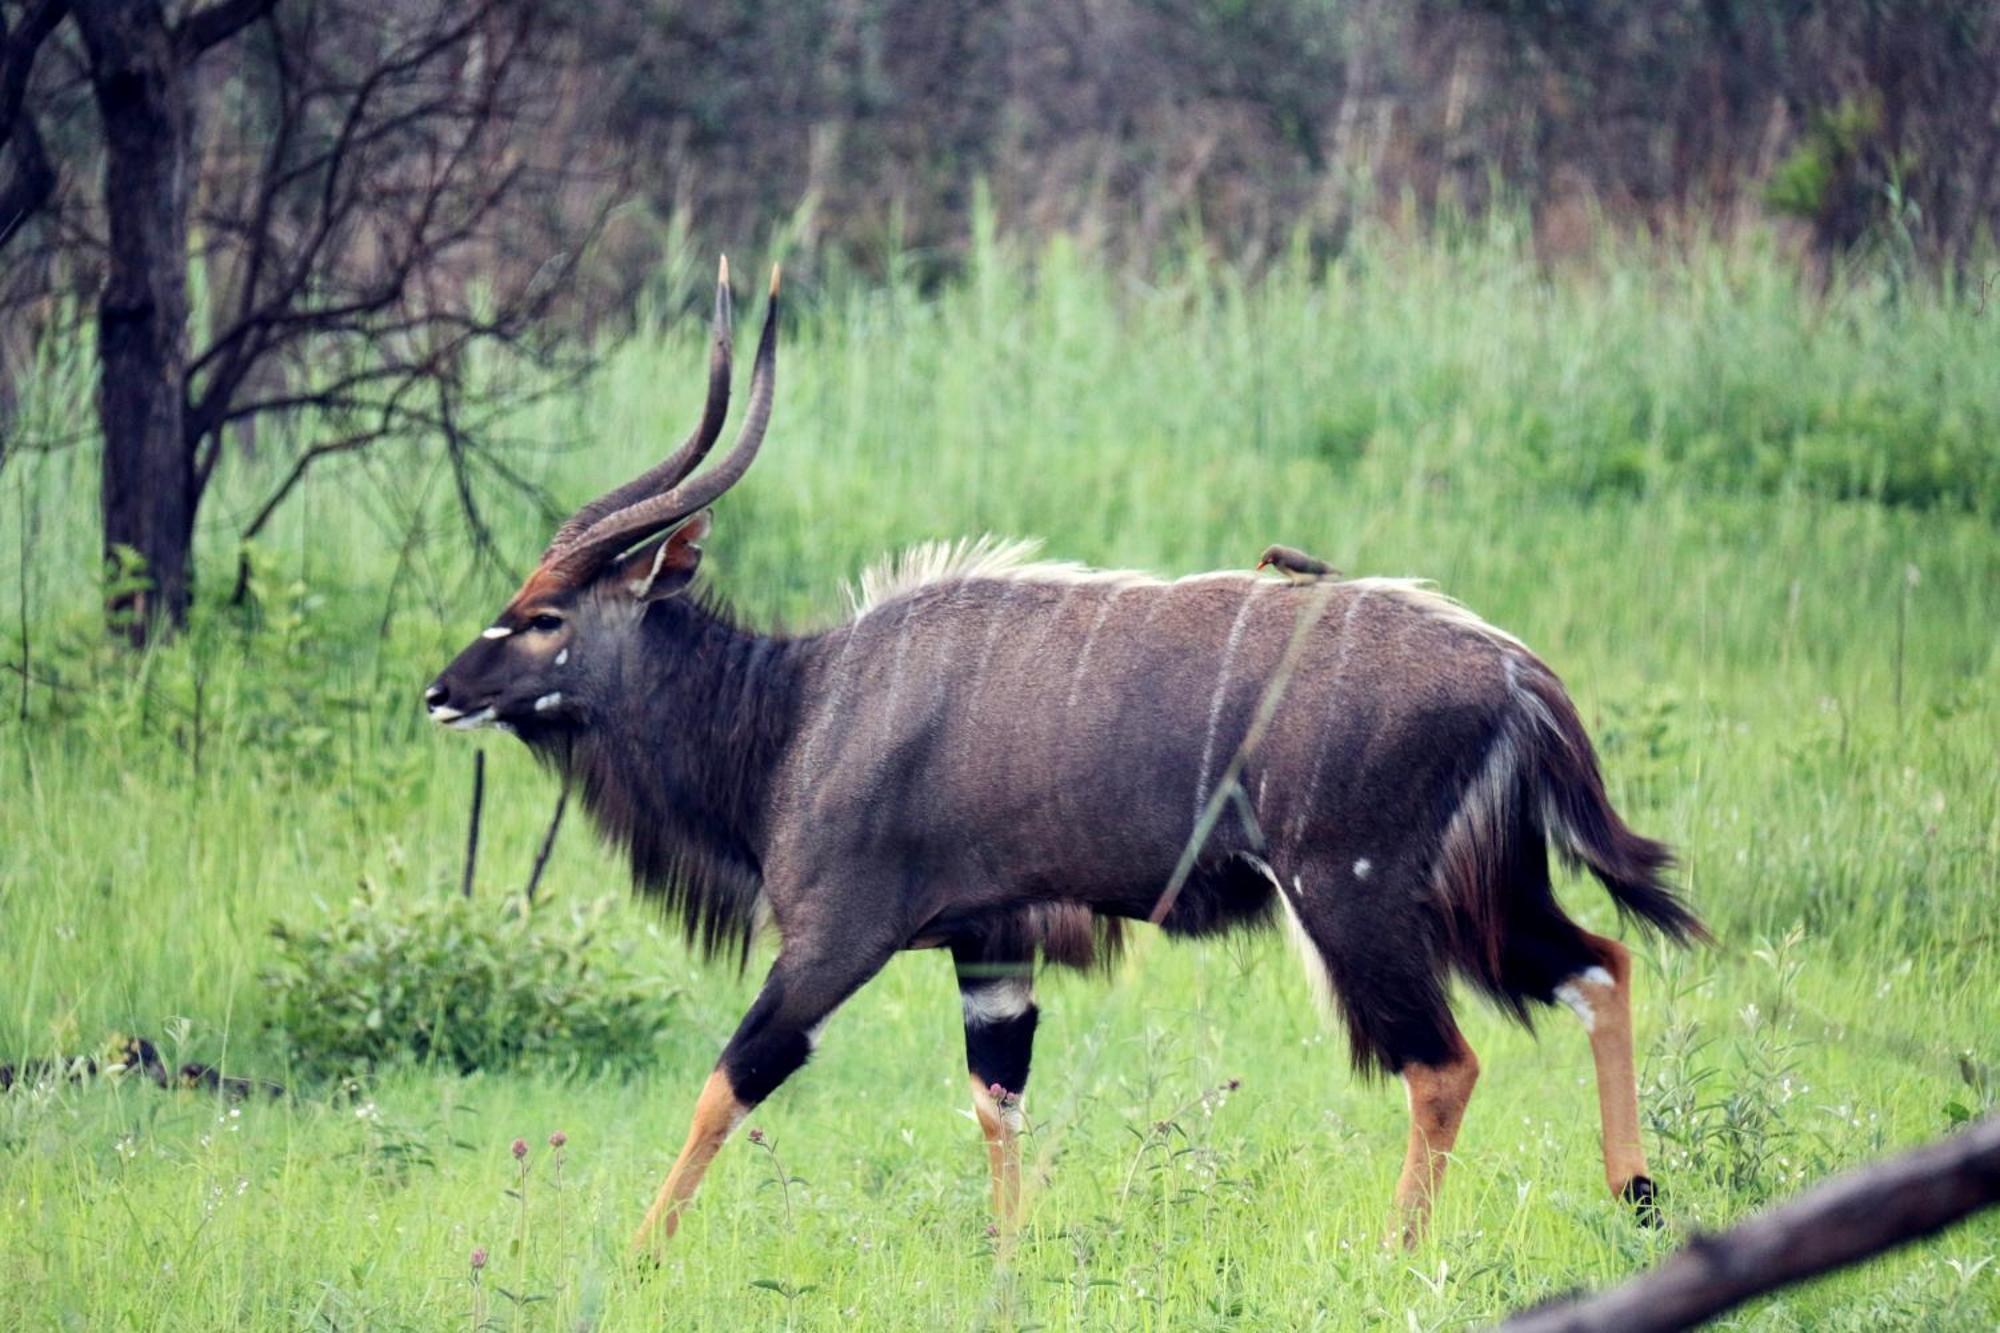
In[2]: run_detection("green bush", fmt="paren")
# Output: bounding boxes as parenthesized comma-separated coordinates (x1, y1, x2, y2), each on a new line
(265, 884, 679, 1081)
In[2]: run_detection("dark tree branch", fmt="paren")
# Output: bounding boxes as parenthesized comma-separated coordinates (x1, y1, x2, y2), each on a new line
(1501, 1115, 2000, 1333)
(0, 0, 68, 250)
(0, 0, 66, 133)
(523, 776, 568, 905)
(174, 0, 274, 57)
(460, 747, 484, 899)
(172, 0, 604, 562)
(9, 0, 609, 636)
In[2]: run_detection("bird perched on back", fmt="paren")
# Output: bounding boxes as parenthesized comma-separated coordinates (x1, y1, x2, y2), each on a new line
(1256, 544, 1340, 583)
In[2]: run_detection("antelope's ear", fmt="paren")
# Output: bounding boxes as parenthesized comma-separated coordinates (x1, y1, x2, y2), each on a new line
(609, 511, 711, 603)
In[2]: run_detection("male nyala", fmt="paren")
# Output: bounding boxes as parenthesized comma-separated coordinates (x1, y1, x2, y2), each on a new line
(427, 259, 1705, 1254)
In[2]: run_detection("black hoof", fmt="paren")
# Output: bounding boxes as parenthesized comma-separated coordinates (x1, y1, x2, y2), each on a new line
(1620, 1174, 1662, 1228)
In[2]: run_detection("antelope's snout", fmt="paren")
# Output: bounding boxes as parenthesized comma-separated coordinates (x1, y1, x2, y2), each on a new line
(424, 670, 498, 730)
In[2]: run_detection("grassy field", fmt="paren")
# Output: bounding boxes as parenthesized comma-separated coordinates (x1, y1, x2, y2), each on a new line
(3, 228, 1998, 1328)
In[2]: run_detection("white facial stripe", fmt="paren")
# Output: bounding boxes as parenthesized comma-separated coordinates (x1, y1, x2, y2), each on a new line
(961, 977, 1033, 1026)
(447, 707, 497, 730)
(533, 692, 563, 712)
(1352, 857, 1372, 880)
(481, 626, 512, 640)
(428, 705, 465, 723)
(554, 649, 569, 667)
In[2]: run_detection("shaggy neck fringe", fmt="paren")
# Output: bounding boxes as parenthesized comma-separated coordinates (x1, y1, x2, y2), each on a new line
(534, 590, 801, 968)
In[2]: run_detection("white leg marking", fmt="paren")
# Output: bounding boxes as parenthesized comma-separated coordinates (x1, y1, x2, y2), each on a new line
(1352, 857, 1372, 880)
(481, 626, 512, 640)
(962, 977, 1034, 1026)
(1554, 982, 1596, 1032)
(971, 1078, 1028, 1130)
(533, 692, 563, 712)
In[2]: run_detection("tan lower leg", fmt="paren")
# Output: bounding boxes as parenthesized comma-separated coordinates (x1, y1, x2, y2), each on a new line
(1566, 934, 1651, 1196)
(969, 1076, 1023, 1226)
(631, 1069, 750, 1255)
(1392, 1035, 1480, 1246)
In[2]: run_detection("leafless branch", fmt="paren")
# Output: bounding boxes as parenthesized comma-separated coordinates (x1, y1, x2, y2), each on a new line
(523, 776, 568, 905)
(1501, 1115, 2000, 1333)
(175, 0, 611, 554)
(174, 0, 274, 57)
(0, 0, 67, 251)
(461, 747, 485, 900)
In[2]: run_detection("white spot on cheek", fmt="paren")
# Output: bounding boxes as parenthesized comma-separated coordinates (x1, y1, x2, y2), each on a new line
(481, 626, 512, 640)
(554, 649, 568, 667)
(962, 977, 1033, 1026)
(1352, 857, 1372, 880)
(533, 692, 563, 712)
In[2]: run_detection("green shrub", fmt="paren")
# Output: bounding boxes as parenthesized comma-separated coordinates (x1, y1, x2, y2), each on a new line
(265, 884, 679, 1081)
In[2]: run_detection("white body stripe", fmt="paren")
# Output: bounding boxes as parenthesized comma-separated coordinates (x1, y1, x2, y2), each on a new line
(1192, 587, 1260, 822)
(1280, 876, 1336, 1015)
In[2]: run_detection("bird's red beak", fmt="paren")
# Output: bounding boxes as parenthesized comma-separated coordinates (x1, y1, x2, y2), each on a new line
(1255, 559, 1270, 571)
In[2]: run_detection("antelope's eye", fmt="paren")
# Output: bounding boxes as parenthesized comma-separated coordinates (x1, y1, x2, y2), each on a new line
(527, 612, 565, 634)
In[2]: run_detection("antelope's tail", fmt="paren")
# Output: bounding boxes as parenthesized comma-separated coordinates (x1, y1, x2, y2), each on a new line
(1515, 664, 1708, 944)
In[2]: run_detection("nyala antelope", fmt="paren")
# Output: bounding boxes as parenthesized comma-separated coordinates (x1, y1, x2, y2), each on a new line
(426, 260, 1706, 1254)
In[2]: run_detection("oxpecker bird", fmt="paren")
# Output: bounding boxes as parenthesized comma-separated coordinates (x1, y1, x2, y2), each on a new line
(1256, 544, 1339, 582)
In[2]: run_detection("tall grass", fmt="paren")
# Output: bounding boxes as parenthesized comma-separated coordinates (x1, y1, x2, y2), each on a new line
(2, 226, 1996, 1328)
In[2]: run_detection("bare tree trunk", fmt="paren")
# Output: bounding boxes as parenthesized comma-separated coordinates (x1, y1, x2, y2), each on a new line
(75, 0, 193, 645)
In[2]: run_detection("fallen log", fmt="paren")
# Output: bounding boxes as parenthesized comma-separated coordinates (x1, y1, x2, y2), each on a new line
(1502, 1114, 2000, 1332)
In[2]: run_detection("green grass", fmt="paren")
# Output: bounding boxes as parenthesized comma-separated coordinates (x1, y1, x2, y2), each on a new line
(3, 226, 1998, 1328)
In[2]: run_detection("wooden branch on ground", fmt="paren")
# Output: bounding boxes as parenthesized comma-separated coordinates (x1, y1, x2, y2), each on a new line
(1501, 1114, 2000, 1332)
